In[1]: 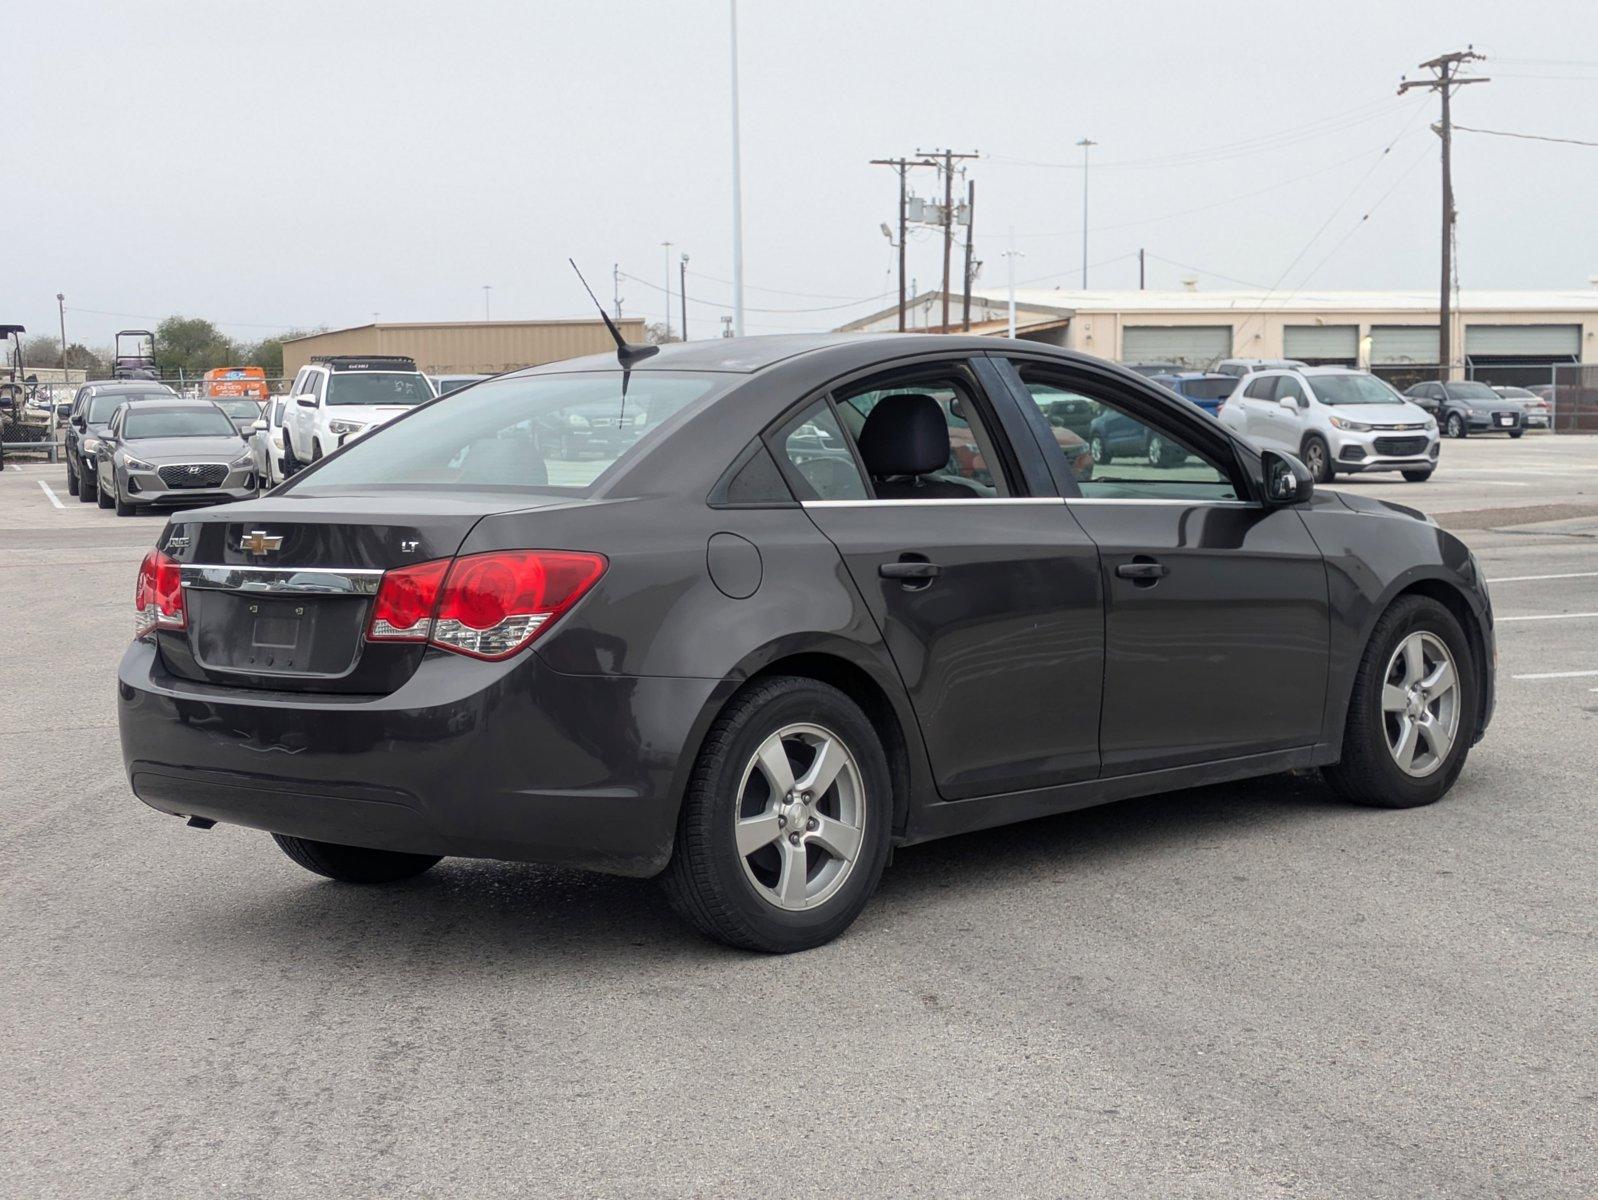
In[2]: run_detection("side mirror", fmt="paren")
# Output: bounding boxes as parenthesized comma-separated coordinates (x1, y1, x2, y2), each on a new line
(1262, 449, 1313, 506)
(72, 416, 87, 430)
(294, 393, 317, 408)
(250, 419, 268, 432)
(1278, 396, 1298, 410)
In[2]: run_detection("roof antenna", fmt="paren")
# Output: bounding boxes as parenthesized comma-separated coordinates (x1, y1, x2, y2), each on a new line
(569, 259, 659, 367)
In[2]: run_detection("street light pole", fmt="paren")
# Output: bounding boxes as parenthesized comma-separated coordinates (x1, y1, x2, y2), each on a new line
(728, 0, 746, 336)
(1076, 137, 1097, 288)
(661, 241, 674, 339)
(680, 253, 690, 341)
(56, 293, 67, 375)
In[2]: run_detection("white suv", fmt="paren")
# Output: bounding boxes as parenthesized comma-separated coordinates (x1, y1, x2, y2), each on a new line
(1218, 367, 1439, 483)
(281, 356, 436, 473)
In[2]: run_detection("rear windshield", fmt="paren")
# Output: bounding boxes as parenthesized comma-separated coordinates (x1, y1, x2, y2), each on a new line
(1309, 374, 1403, 406)
(89, 392, 168, 422)
(1180, 378, 1234, 400)
(290, 370, 731, 494)
(326, 372, 435, 407)
(125, 409, 239, 439)
(214, 399, 263, 419)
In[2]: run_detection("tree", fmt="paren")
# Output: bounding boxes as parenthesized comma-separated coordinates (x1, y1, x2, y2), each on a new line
(644, 322, 681, 346)
(154, 316, 240, 379)
(240, 328, 320, 380)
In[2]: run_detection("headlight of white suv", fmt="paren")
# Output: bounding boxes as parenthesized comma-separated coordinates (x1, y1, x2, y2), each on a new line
(1328, 415, 1372, 432)
(328, 419, 367, 436)
(1423, 417, 1437, 432)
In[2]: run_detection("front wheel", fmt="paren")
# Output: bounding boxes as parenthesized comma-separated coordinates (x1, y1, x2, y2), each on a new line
(1401, 469, 1433, 483)
(79, 467, 99, 503)
(1301, 434, 1333, 484)
(1446, 412, 1467, 439)
(1508, 430, 1524, 440)
(1322, 595, 1476, 809)
(1090, 435, 1111, 465)
(96, 474, 114, 508)
(65, 462, 79, 496)
(272, 834, 441, 883)
(661, 676, 892, 953)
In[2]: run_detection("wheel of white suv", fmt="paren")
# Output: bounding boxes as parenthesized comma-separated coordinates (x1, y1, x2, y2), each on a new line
(661, 676, 892, 952)
(1322, 595, 1475, 809)
(1301, 434, 1333, 484)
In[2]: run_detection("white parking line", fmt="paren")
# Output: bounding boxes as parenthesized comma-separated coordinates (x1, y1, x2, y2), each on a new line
(1497, 612, 1598, 623)
(37, 480, 64, 509)
(1511, 669, 1598, 680)
(1487, 571, 1598, 584)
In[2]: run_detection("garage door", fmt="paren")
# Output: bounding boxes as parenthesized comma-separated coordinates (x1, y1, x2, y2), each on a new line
(1284, 325, 1358, 362)
(1370, 325, 1440, 365)
(1121, 326, 1231, 369)
(1465, 324, 1581, 358)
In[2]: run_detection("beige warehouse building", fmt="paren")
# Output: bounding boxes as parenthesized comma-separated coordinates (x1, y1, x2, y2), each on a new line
(842, 288, 1598, 388)
(282, 318, 647, 378)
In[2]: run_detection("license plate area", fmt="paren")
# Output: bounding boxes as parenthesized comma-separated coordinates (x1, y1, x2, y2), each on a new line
(187, 590, 366, 677)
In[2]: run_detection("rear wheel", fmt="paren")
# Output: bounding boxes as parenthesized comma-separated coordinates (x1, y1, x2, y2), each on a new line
(272, 834, 442, 884)
(1301, 434, 1332, 484)
(1401, 469, 1433, 483)
(661, 676, 892, 953)
(1322, 595, 1475, 809)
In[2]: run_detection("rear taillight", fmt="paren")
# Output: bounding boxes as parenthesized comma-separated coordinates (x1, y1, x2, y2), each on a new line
(134, 550, 185, 639)
(365, 550, 606, 661)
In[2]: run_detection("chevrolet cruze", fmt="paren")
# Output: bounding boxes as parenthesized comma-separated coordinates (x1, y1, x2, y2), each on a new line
(118, 335, 1494, 952)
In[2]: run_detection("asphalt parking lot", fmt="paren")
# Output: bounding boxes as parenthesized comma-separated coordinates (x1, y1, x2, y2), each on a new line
(2, 436, 1594, 1199)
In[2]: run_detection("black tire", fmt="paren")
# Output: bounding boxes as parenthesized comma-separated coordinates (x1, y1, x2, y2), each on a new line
(1445, 412, 1467, 439)
(79, 466, 99, 503)
(1401, 469, 1433, 483)
(661, 676, 893, 953)
(1508, 430, 1524, 440)
(1090, 434, 1111, 465)
(282, 437, 299, 477)
(1301, 434, 1333, 484)
(65, 461, 78, 496)
(1322, 595, 1476, 809)
(311, 441, 324, 463)
(272, 834, 442, 884)
(114, 478, 135, 516)
(96, 474, 114, 508)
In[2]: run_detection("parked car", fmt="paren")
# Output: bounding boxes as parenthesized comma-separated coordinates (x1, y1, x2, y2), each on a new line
(430, 373, 491, 396)
(248, 396, 292, 488)
(1221, 368, 1438, 483)
(1087, 403, 1187, 467)
(118, 335, 1494, 952)
(281, 355, 436, 472)
(1122, 361, 1184, 378)
(1490, 385, 1551, 429)
(64, 381, 179, 503)
(1148, 372, 1236, 418)
(95, 399, 259, 516)
(212, 396, 266, 437)
(1404, 380, 1526, 439)
(1214, 358, 1310, 379)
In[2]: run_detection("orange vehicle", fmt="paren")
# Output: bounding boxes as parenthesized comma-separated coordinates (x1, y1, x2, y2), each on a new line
(202, 366, 270, 402)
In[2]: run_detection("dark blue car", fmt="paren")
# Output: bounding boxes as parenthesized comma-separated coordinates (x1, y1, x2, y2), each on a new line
(1148, 372, 1238, 418)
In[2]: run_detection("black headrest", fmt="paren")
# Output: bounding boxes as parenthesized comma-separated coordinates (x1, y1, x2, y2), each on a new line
(856, 393, 949, 478)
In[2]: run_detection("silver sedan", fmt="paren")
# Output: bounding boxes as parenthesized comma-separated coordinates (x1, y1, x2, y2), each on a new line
(95, 399, 259, 516)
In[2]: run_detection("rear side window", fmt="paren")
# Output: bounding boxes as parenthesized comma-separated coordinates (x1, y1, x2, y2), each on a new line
(775, 400, 867, 500)
(290, 370, 730, 494)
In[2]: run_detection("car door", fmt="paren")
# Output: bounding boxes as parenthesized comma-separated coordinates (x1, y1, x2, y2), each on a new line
(998, 356, 1330, 774)
(774, 357, 1105, 799)
(1241, 373, 1290, 449)
(1271, 373, 1310, 451)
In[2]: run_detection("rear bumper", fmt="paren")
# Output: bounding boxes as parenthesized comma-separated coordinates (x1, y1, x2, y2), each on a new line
(117, 641, 722, 877)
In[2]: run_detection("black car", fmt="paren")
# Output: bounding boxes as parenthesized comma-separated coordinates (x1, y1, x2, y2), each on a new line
(64, 381, 178, 504)
(118, 335, 1496, 952)
(1405, 380, 1526, 438)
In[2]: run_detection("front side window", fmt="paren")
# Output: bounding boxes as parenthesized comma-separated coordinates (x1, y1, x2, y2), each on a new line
(124, 408, 238, 439)
(1275, 376, 1308, 406)
(1244, 375, 1277, 399)
(292, 370, 729, 494)
(776, 400, 867, 500)
(1015, 365, 1239, 502)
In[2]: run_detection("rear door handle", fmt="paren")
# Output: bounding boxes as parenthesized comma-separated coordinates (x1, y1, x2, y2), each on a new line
(1115, 560, 1169, 582)
(880, 560, 942, 581)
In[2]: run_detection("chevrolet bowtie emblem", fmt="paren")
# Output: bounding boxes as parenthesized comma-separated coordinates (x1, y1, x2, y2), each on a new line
(239, 530, 283, 555)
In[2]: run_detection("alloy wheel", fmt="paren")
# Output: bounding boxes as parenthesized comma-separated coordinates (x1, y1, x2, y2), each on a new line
(734, 722, 865, 912)
(1381, 631, 1460, 778)
(1305, 440, 1328, 481)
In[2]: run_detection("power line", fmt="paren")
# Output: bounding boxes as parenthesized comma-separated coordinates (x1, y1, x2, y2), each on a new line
(1454, 124, 1598, 148)
(618, 272, 890, 315)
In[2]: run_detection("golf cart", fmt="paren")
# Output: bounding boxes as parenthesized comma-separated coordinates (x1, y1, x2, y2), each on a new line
(0, 323, 26, 470)
(113, 329, 159, 381)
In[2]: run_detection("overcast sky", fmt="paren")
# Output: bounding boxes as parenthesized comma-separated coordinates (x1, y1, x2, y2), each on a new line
(11, 0, 1598, 347)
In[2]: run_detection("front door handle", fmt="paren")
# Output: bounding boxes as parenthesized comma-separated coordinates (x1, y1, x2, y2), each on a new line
(880, 559, 942, 581)
(1115, 559, 1169, 583)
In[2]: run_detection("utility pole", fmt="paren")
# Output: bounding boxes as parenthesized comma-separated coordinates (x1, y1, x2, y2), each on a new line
(482, 285, 492, 321)
(1076, 137, 1097, 288)
(680, 253, 689, 341)
(961, 177, 976, 332)
(728, 0, 745, 335)
(871, 155, 936, 331)
(612, 263, 623, 320)
(1399, 48, 1488, 381)
(56, 293, 67, 375)
(1003, 232, 1022, 340)
(916, 148, 978, 331)
(1138, 248, 1146, 290)
(661, 241, 673, 339)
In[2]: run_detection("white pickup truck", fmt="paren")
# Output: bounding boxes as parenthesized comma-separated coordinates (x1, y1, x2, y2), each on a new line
(281, 355, 436, 472)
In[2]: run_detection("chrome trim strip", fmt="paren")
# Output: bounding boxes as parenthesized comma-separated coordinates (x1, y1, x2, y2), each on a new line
(180, 564, 385, 595)
(1065, 497, 1259, 508)
(801, 498, 1066, 508)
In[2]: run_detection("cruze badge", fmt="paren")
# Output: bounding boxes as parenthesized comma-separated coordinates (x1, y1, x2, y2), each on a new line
(239, 530, 284, 555)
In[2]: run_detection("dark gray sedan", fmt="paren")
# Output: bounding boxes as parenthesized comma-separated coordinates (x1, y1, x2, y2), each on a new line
(117, 335, 1495, 951)
(1405, 380, 1527, 438)
(96, 399, 259, 516)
